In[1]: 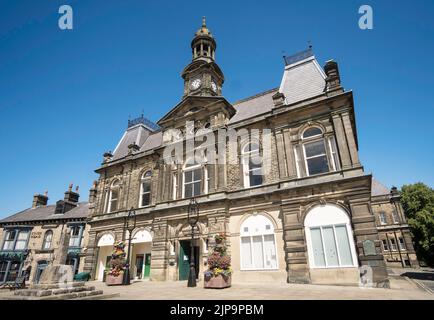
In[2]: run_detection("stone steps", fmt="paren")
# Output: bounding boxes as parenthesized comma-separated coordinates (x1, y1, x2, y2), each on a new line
(9, 281, 108, 300)
(7, 289, 105, 300)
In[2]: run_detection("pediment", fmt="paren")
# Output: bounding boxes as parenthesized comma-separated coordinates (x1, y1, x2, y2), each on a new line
(157, 95, 236, 129)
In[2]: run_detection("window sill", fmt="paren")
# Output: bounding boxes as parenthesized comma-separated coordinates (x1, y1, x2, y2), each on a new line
(309, 265, 358, 269)
(239, 268, 279, 272)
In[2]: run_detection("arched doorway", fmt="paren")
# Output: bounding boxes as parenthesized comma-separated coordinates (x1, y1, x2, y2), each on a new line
(304, 204, 359, 285)
(239, 214, 278, 270)
(130, 229, 153, 280)
(95, 233, 115, 281)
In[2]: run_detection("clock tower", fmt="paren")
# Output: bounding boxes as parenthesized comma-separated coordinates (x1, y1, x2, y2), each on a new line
(181, 17, 224, 97)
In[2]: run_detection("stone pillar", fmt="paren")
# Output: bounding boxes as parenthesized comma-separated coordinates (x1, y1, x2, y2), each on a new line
(163, 164, 171, 201)
(332, 113, 352, 169)
(348, 196, 389, 287)
(341, 112, 360, 167)
(217, 140, 228, 191)
(83, 231, 98, 279)
(282, 128, 297, 179)
(157, 162, 164, 202)
(177, 165, 183, 199)
(274, 130, 288, 178)
(150, 220, 169, 281)
(281, 202, 310, 284)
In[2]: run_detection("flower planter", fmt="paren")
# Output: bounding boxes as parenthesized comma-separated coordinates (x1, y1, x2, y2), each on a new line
(105, 274, 123, 286)
(204, 275, 231, 289)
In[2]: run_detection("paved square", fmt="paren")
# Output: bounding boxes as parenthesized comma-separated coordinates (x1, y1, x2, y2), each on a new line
(87, 277, 433, 300)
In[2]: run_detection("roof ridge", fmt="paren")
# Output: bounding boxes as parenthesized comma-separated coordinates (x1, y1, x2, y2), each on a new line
(232, 87, 279, 105)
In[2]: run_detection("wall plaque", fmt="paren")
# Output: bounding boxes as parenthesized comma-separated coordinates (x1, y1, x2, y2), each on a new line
(362, 240, 376, 256)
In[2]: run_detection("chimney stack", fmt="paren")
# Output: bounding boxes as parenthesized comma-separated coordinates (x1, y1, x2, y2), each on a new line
(55, 184, 79, 214)
(324, 60, 343, 95)
(64, 183, 80, 203)
(272, 92, 285, 108)
(32, 192, 49, 208)
(89, 180, 98, 204)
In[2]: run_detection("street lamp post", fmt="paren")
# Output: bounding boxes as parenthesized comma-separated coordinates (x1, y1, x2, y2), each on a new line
(187, 198, 199, 287)
(123, 207, 136, 285)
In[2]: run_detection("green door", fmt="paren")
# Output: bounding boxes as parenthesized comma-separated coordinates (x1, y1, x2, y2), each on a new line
(179, 241, 191, 280)
(144, 253, 151, 278)
(178, 241, 199, 281)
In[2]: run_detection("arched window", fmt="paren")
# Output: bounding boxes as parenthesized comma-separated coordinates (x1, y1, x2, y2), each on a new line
(107, 180, 120, 213)
(139, 171, 152, 207)
(183, 160, 203, 198)
(42, 230, 53, 250)
(242, 142, 263, 188)
(301, 127, 330, 176)
(240, 215, 277, 270)
(305, 204, 357, 268)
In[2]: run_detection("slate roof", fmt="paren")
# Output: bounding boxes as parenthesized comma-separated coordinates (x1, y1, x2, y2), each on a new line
(371, 178, 390, 197)
(109, 52, 329, 160)
(229, 88, 278, 124)
(0, 202, 90, 224)
(112, 124, 152, 160)
(279, 54, 326, 105)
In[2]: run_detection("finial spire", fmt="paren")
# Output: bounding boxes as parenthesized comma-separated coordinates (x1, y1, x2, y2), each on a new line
(202, 16, 206, 27)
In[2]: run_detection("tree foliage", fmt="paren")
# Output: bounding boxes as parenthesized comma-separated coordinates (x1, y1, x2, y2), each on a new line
(401, 183, 434, 266)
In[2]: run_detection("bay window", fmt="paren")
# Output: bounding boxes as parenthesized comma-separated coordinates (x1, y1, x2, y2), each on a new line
(1, 229, 29, 251)
(2, 230, 16, 250)
(69, 225, 83, 248)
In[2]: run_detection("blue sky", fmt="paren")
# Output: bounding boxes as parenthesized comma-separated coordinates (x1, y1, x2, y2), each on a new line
(0, 0, 433, 218)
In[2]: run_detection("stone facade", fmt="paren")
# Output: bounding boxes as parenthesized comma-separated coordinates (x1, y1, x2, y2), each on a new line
(371, 185, 419, 268)
(0, 188, 90, 284)
(79, 19, 415, 288)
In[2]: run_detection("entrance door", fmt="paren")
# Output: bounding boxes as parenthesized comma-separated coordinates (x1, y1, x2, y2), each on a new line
(178, 240, 199, 281)
(144, 253, 151, 278)
(135, 254, 144, 279)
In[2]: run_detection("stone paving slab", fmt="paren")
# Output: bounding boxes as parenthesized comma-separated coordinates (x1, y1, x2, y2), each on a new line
(1, 277, 432, 300)
(86, 279, 434, 300)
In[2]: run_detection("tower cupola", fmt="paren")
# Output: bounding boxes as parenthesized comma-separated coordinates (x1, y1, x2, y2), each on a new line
(191, 16, 216, 62)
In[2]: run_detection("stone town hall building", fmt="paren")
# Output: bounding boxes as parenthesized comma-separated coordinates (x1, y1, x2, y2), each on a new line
(1, 19, 417, 287)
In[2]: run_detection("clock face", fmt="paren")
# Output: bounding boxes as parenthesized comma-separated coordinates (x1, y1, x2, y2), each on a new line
(190, 78, 201, 90)
(211, 81, 217, 93)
